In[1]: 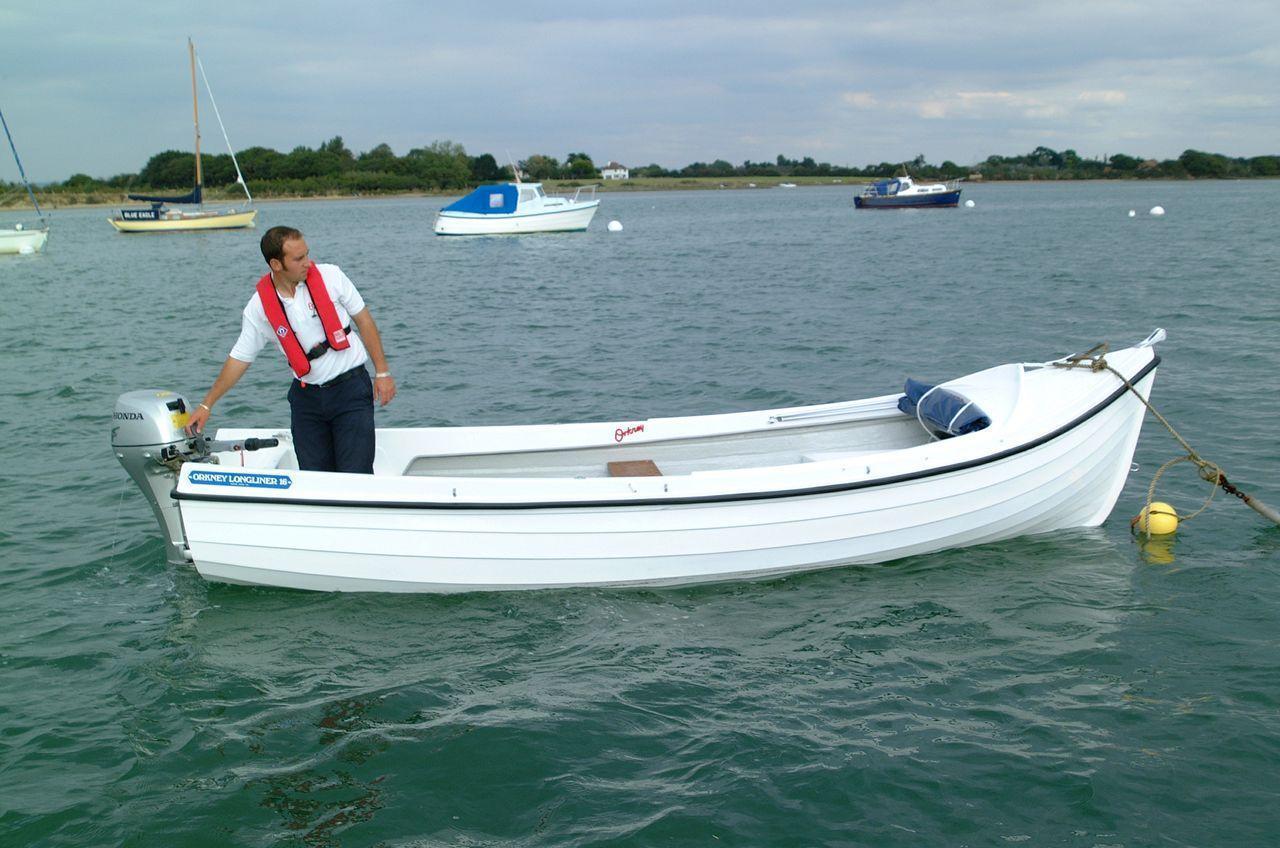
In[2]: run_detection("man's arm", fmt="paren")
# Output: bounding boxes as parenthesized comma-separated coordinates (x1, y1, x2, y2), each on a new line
(352, 308, 396, 406)
(187, 356, 252, 434)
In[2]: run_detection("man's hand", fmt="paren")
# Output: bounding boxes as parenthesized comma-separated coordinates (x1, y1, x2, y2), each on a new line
(373, 373, 396, 406)
(187, 403, 212, 434)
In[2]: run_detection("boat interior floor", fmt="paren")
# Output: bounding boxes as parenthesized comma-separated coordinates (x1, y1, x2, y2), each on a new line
(399, 416, 932, 479)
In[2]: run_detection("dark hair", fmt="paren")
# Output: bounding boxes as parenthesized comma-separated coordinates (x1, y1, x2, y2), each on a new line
(260, 226, 303, 264)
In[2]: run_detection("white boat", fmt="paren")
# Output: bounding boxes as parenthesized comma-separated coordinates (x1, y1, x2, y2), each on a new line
(0, 222, 48, 255)
(0, 105, 49, 254)
(434, 181, 599, 235)
(112, 331, 1164, 593)
(109, 39, 256, 234)
(855, 174, 962, 209)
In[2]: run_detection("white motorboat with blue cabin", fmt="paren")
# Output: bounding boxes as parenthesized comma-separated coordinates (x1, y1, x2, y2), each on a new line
(434, 181, 600, 235)
(855, 174, 962, 209)
(112, 331, 1165, 593)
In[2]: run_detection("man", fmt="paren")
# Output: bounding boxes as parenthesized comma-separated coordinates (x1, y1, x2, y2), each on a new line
(187, 226, 396, 473)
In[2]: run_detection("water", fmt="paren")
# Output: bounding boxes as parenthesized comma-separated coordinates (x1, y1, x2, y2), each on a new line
(2, 182, 1279, 846)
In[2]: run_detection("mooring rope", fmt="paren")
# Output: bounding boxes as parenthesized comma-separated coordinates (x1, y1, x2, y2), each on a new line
(1054, 342, 1280, 537)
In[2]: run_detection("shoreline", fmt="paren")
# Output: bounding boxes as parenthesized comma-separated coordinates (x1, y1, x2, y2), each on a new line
(3, 175, 1275, 211)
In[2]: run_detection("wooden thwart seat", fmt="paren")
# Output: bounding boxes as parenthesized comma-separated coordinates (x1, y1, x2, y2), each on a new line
(608, 459, 663, 477)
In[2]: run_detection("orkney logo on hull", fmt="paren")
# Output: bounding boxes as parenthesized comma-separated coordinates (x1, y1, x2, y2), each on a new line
(614, 423, 645, 443)
(188, 470, 293, 489)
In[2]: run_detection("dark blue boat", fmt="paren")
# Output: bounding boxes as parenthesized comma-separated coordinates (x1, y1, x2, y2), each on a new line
(854, 175, 962, 209)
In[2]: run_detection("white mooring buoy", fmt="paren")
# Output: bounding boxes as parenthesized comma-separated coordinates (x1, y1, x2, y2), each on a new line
(1149, 206, 1165, 216)
(964, 199, 975, 208)
(607, 220, 623, 232)
(1128, 210, 1137, 217)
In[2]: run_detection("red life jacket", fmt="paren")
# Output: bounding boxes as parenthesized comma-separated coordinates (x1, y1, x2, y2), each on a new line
(256, 264, 352, 378)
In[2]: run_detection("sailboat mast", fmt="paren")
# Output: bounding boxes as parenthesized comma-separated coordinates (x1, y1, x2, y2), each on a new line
(189, 39, 202, 193)
(0, 106, 43, 218)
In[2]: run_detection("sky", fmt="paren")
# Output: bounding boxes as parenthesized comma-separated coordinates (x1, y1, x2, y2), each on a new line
(3, 1, 1278, 182)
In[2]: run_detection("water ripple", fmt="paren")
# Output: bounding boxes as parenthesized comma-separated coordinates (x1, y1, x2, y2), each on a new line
(3, 184, 1279, 846)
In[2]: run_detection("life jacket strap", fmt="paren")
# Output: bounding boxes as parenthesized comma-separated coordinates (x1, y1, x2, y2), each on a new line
(305, 325, 353, 360)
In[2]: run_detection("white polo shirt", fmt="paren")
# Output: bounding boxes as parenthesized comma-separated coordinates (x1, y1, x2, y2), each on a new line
(230, 263, 369, 384)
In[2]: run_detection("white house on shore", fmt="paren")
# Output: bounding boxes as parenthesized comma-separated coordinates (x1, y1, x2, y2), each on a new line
(601, 161, 629, 180)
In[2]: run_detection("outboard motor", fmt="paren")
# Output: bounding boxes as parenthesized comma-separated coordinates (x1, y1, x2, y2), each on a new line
(112, 390, 280, 564)
(112, 390, 198, 564)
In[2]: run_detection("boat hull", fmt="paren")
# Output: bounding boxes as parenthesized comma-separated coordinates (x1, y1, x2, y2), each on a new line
(108, 208, 258, 233)
(855, 190, 962, 209)
(174, 353, 1157, 593)
(434, 201, 599, 235)
(0, 226, 48, 254)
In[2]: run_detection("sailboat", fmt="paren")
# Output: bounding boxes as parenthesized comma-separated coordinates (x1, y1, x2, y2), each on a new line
(109, 39, 256, 233)
(0, 105, 49, 255)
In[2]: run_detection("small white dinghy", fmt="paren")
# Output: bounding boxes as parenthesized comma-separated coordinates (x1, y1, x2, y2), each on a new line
(113, 331, 1164, 593)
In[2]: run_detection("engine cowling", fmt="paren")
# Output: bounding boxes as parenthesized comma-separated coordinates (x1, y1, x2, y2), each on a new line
(111, 390, 194, 564)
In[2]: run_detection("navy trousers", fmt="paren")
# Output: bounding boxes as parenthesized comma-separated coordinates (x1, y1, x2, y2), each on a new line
(287, 367, 376, 473)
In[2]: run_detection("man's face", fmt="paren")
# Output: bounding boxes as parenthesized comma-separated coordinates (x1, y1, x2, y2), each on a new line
(273, 237, 311, 284)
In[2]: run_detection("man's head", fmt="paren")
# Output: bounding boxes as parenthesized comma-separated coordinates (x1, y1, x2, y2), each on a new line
(261, 226, 310, 284)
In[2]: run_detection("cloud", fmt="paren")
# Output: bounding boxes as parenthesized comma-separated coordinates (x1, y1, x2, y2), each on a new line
(1077, 90, 1127, 105)
(4, 1, 1280, 179)
(916, 92, 1024, 119)
(841, 92, 878, 109)
(957, 91, 1017, 105)
(916, 101, 949, 119)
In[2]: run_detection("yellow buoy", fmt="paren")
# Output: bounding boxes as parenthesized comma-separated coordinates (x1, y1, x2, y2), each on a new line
(1133, 501, 1179, 535)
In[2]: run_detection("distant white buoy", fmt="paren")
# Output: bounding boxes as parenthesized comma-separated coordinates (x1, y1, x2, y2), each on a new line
(1149, 206, 1165, 216)
(607, 220, 623, 232)
(1128, 210, 1136, 217)
(14, 222, 23, 230)
(964, 199, 975, 208)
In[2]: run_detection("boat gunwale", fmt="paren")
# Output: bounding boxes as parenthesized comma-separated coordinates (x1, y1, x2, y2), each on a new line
(174, 355, 1158, 511)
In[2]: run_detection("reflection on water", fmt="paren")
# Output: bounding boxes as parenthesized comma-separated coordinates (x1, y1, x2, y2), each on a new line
(1137, 533, 1179, 565)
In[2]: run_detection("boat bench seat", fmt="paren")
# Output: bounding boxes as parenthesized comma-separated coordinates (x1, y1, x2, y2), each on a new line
(608, 459, 663, 477)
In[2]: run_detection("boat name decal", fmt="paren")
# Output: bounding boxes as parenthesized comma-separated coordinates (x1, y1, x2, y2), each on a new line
(188, 470, 293, 489)
(614, 424, 645, 443)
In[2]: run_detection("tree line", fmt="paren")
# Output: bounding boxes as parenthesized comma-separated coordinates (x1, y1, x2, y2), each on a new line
(8, 140, 1279, 202)
(971, 147, 1279, 180)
